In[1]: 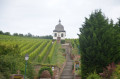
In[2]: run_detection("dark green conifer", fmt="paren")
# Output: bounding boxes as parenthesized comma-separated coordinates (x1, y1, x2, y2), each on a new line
(79, 10, 120, 79)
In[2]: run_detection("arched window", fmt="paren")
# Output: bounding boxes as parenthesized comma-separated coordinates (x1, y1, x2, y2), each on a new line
(54, 33, 57, 37)
(61, 33, 64, 37)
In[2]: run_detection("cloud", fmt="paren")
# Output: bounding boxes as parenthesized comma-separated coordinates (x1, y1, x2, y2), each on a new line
(0, 0, 120, 38)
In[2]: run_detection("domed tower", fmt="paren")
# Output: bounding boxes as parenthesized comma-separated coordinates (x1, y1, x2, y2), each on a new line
(53, 20, 66, 41)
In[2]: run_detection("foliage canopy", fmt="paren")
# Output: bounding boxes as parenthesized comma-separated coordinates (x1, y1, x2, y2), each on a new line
(79, 10, 120, 79)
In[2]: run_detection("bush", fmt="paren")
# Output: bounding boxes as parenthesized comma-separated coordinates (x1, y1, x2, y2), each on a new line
(61, 40, 65, 44)
(0, 72, 6, 79)
(77, 67, 81, 76)
(60, 48, 65, 53)
(40, 70, 51, 78)
(87, 72, 101, 79)
(99, 62, 116, 79)
(38, 66, 53, 78)
(75, 68, 81, 76)
(111, 65, 120, 79)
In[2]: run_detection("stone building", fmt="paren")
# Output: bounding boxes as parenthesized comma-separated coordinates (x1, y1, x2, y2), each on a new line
(53, 20, 66, 42)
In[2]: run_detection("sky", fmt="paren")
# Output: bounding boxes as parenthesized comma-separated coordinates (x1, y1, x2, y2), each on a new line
(0, 0, 120, 38)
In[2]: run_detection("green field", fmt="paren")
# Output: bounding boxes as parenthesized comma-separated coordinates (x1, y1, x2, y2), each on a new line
(0, 35, 58, 64)
(0, 34, 79, 78)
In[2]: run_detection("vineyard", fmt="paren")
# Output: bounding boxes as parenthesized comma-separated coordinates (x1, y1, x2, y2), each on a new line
(1, 9, 120, 79)
(66, 39, 80, 55)
(0, 34, 79, 79)
(0, 35, 58, 64)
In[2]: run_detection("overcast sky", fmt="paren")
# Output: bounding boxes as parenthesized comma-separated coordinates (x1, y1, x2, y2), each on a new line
(0, 0, 120, 38)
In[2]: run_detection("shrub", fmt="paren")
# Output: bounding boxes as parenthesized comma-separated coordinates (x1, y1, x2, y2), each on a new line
(77, 67, 81, 76)
(0, 72, 6, 79)
(61, 40, 65, 44)
(75, 68, 81, 76)
(99, 62, 116, 79)
(38, 66, 53, 78)
(111, 65, 120, 79)
(40, 70, 51, 78)
(87, 72, 101, 79)
(60, 48, 65, 53)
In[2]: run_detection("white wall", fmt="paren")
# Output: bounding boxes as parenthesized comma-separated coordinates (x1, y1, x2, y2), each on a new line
(53, 32, 66, 40)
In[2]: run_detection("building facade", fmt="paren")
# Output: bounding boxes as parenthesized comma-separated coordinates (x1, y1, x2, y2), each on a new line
(53, 20, 66, 40)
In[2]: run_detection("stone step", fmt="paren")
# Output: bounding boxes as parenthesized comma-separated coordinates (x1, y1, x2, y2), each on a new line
(67, 58, 72, 60)
(61, 73, 73, 76)
(66, 64, 72, 66)
(61, 74, 74, 76)
(60, 75, 73, 79)
(65, 64, 72, 67)
(60, 51, 74, 79)
(64, 68, 72, 70)
(62, 70, 72, 74)
(64, 66, 72, 69)
(67, 60, 73, 62)
(65, 65, 72, 67)
(63, 68, 72, 71)
(61, 71, 73, 75)
(66, 62, 73, 65)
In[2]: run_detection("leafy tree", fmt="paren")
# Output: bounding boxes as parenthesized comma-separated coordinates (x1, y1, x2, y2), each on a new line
(19, 33, 24, 36)
(113, 18, 120, 63)
(117, 18, 120, 27)
(0, 44, 20, 78)
(78, 10, 120, 79)
(0, 44, 34, 79)
(13, 33, 19, 36)
(0, 30, 3, 34)
(4, 32, 10, 35)
(27, 33, 32, 37)
(38, 35, 53, 39)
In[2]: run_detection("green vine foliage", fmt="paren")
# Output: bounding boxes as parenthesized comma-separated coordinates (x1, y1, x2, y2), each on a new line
(38, 66, 53, 77)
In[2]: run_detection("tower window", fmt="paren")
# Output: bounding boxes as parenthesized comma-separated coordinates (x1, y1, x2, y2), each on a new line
(61, 33, 64, 37)
(54, 33, 57, 37)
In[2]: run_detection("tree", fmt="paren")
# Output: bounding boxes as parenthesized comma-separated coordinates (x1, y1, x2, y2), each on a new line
(113, 18, 120, 63)
(19, 33, 24, 36)
(13, 33, 19, 36)
(0, 44, 34, 79)
(117, 18, 120, 27)
(4, 32, 10, 35)
(39, 35, 53, 39)
(78, 10, 120, 79)
(0, 30, 3, 34)
(27, 33, 32, 37)
(0, 44, 21, 78)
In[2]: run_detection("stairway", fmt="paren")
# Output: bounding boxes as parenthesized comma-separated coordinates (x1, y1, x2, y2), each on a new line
(60, 53, 74, 79)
